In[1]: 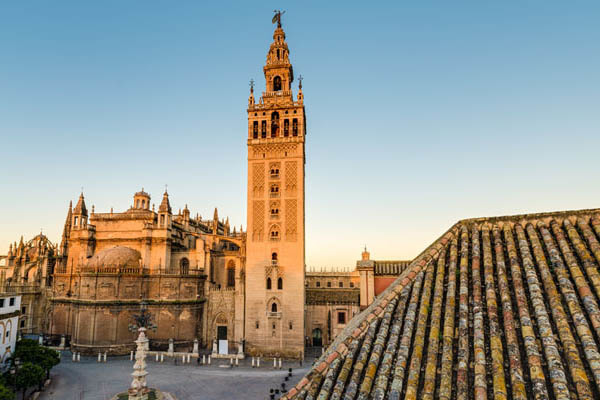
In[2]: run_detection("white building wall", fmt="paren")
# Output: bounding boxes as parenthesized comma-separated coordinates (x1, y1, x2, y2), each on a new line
(0, 295, 21, 367)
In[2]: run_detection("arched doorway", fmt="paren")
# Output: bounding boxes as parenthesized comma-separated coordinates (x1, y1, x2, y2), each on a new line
(312, 328, 322, 347)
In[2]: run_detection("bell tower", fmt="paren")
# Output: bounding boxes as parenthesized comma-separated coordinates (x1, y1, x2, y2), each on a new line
(244, 12, 306, 358)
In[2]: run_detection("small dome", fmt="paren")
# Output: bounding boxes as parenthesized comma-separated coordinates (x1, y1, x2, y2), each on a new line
(86, 246, 141, 269)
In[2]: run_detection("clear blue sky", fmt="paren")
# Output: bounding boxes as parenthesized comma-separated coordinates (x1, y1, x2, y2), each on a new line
(1, 1, 599, 267)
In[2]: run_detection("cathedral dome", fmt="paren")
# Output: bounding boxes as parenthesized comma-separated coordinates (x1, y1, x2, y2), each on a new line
(86, 246, 141, 269)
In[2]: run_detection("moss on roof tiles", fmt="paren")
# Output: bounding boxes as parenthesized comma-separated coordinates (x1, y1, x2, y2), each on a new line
(283, 208, 600, 400)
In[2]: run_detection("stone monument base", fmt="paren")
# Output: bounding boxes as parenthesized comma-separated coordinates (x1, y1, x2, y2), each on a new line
(111, 389, 177, 400)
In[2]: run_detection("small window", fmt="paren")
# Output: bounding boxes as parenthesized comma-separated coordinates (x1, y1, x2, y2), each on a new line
(339, 282, 343, 288)
(180, 258, 190, 275)
(327, 282, 331, 288)
(277, 277, 283, 290)
(21, 306, 26, 314)
(292, 119, 298, 136)
(9, 298, 15, 306)
(142, 199, 145, 209)
(256, 321, 259, 329)
(5, 330, 9, 338)
(0, 299, 4, 307)
(284, 119, 289, 137)
(271, 303, 278, 313)
(74, 216, 78, 226)
(338, 312, 346, 324)
(350, 282, 354, 288)
(136, 199, 140, 208)
(253, 121, 259, 139)
(316, 281, 320, 288)
(20, 319, 25, 328)
(160, 214, 165, 226)
(227, 266, 235, 288)
(261, 121, 267, 138)
(273, 76, 282, 91)
(289, 321, 293, 330)
(266, 277, 272, 290)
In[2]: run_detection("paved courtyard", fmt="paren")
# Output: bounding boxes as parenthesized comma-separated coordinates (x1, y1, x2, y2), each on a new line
(38, 351, 319, 400)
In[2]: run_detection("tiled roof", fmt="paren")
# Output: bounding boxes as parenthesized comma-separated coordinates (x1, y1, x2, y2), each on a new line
(285, 208, 600, 400)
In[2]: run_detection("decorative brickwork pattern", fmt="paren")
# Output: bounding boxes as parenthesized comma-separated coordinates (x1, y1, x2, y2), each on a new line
(252, 163, 265, 198)
(285, 199, 297, 242)
(252, 200, 265, 241)
(285, 161, 297, 195)
(252, 143, 298, 159)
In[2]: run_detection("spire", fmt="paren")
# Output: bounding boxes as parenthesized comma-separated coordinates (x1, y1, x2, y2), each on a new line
(7, 243, 13, 258)
(213, 207, 219, 221)
(158, 191, 172, 214)
(264, 12, 293, 95)
(249, 79, 255, 106)
(73, 193, 88, 216)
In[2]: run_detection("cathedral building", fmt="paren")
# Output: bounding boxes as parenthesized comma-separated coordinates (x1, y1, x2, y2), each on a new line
(0, 16, 408, 358)
(49, 190, 244, 354)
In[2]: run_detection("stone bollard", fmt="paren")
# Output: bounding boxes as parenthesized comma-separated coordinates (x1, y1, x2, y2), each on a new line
(103, 352, 107, 363)
(230, 357, 233, 366)
(130, 351, 134, 361)
(193, 338, 199, 356)
(273, 357, 277, 368)
(161, 353, 164, 363)
(278, 358, 282, 369)
(235, 357, 239, 367)
(251, 357, 255, 367)
(257, 357, 260, 367)
(60, 335, 66, 349)
(188, 354, 191, 364)
(156, 353, 159, 362)
(77, 353, 81, 362)
(202, 354, 206, 365)
(208, 355, 211, 365)
(98, 353, 102, 363)
(182, 355, 186, 363)
(72, 353, 76, 362)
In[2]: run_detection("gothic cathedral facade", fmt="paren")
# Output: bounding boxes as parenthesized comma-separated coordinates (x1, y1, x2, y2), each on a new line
(245, 22, 306, 358)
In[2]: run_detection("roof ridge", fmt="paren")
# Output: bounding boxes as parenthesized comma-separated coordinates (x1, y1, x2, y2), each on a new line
(456, 207, 600, 225)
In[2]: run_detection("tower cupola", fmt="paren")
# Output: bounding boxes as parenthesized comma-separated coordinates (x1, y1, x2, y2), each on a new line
(133, 188, 151, 210)
(264, 13, 293, 95)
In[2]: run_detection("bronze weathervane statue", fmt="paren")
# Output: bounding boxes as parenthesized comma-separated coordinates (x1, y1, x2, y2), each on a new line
(272, 10, 285, 28)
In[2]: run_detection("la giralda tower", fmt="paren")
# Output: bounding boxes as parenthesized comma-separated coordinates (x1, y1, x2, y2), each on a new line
(245, 13, 306, 358)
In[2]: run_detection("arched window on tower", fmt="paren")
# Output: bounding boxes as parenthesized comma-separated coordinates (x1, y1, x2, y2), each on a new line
(271, 112, 279, 138)
(284, 119, 289, 137)
(273, 76, 282, 91)
(266, 277, 272, 290)
(277, 277, 283, 290)
(292, 119, 298, 136)
(253, 121, 258, 139)
(271, 302, 278, 312)
(261, 121, 267, 138)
